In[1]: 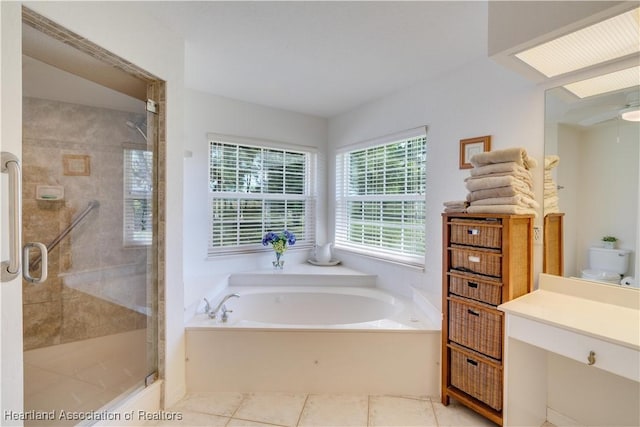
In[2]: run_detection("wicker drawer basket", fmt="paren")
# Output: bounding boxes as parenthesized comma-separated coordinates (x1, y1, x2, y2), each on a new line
(448, 273, 503, 306)
(450, 247, 502, 278)
(450, 344, 503, 411)
(448, 298, 503, 359)
(450, 220, 502, 249)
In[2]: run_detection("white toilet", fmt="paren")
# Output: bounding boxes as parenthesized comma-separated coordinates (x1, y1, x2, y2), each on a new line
(581, 247, 630, 284)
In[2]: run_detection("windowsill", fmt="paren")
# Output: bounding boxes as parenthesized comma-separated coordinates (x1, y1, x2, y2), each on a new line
(333, 247, 425, 271)
(228, 263, 377, 287)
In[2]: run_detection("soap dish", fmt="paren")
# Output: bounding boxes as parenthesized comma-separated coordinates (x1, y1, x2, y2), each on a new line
(36, 185, 64, 201)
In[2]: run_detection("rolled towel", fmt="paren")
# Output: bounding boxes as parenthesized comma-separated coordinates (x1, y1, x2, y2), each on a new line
(470, 195, 539, 209)
(467, 185, 535, 202)
(469, 162, 532, 178)
(467, 204, 538, 217)
(470, 147, 537, 170)
(544, 195, 559, 207)
(544, 192, 558, 199)
(444, 206, 468, 213)
(466, 170, 533, 188)
(465, 175, 532, 193)
(544, 182, 558, 193)
(443, 200, 469, 213)
(544, 155, 560, 170)
(443, 200, 468, 207)
(545, 205, 560, 214)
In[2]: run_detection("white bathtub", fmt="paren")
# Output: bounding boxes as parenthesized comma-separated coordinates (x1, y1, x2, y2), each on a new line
(189, 286, 432, 330)
(186, 284, 441, 395)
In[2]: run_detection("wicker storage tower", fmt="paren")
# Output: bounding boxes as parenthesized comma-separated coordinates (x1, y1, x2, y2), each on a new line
(442, 213, 533, 425)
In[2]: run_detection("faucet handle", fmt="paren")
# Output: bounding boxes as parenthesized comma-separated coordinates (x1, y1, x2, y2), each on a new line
(204, 297, 219, 319)
(221, 308, 233, 322)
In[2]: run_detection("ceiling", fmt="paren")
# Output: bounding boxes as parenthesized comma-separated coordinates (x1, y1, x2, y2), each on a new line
(547, 84, 640, 128)
(22, 55, 146, 114)
(23, 2, 637, 125)
(143, 1, 488, 118)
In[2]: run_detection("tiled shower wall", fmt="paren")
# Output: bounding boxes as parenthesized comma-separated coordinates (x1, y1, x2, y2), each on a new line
(22, 97, 149, 350)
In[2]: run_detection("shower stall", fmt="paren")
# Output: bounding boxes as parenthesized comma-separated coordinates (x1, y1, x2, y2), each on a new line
(15, 17, 160, 426)
(20, 95, 158, 426)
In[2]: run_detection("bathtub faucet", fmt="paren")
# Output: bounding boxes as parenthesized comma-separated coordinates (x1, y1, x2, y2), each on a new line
(205, 293, 240, 322)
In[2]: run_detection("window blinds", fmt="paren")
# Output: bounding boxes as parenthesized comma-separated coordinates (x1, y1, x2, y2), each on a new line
(208, 139, 316, 255)
(335, 132, 426, 266)
(123, 149, 153, 246)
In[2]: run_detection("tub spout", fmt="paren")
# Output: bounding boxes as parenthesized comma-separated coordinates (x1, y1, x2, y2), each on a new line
(203, 297, 212, 314)
(209, 293, 240, 321)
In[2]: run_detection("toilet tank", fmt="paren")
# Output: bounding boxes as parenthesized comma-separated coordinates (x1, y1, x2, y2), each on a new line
(589, 247, 630, 274)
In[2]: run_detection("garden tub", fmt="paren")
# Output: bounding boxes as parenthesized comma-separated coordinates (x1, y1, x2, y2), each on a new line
(186, 283, 441, 395)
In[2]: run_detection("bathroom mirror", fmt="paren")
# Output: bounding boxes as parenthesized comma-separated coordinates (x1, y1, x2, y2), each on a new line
(544, 81, 639, 287)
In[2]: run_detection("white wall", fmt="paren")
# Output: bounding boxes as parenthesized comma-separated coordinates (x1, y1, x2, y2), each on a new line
(182, 89, 328, 313)
(556, 125, 581, 276)
(328, 57, 544, 308)
(1, 2, 26, 416)
(8, 1, 187, 407)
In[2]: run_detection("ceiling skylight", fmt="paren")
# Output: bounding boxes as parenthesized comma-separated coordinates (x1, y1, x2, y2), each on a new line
(563, 66, 640, 98)
(515, 7, 640, 78)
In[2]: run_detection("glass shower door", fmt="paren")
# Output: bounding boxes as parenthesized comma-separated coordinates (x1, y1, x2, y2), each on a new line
(21, 63, 158, 426)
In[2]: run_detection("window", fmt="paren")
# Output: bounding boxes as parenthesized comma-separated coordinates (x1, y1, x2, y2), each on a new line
(335, 128, 427, 266)
(208, 135, 316, 255)
(123, 148, 153, 246)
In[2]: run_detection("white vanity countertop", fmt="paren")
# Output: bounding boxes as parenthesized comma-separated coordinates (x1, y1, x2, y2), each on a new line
(499, 274, 640, 351)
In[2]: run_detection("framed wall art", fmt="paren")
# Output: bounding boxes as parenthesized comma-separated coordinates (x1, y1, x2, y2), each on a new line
(459, 135, 491, 169)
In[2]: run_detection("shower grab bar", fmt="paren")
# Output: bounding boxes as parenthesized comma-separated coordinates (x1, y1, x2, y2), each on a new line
(1, 152, 22, 282)
(30, 200, 100, 270)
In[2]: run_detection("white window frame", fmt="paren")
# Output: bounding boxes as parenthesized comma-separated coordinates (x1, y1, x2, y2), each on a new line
(207, 133, 317, 256)
(335, 127, 427, 267)
(123, 147, 153, 246)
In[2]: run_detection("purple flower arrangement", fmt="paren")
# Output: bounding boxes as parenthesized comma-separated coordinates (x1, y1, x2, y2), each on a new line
(262, 230, 296, 254)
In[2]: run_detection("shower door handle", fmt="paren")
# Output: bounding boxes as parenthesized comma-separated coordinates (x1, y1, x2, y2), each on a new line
(1, 152, 22, 282)
(23, 242, 48, 284)
(2, 151, 49, 284)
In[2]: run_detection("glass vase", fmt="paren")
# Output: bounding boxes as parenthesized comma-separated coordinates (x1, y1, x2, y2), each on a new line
(272, 252, 285, 269)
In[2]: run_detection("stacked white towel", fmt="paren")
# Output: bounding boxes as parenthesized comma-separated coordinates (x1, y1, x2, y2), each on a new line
(443, 200, 469, 213)
(464, 148, 538, 217)
(544, 155, 560, 214)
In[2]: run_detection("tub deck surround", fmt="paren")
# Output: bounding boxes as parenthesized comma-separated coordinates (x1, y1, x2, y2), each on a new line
(191, 264, 436, 331)
(227, 263, 377, 287)
(499, 274, 640, 427)
(185, 267, 441, 396)
(186, 328, 440, 396)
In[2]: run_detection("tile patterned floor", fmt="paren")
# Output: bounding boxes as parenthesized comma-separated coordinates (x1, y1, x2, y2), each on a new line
(146, 391, 501, 427)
